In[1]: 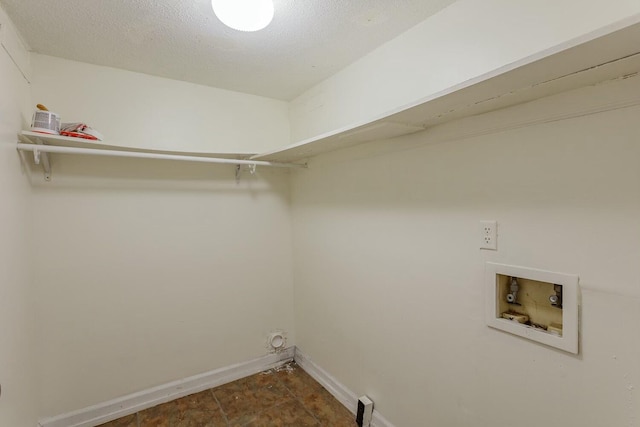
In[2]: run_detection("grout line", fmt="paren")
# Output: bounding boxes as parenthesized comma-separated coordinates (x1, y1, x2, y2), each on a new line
(136, 411, 140, 427)
(291, 391, 323, 426)
(237, 369, 296, 427)
(238, 399, 301, 427)
(210, 388, 230, 427)
(272, 362, 323, 426)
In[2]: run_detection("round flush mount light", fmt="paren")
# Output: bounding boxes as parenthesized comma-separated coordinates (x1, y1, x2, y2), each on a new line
(211, 0, 274, 32)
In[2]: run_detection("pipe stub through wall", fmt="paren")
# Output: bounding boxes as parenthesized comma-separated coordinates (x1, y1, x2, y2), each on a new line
(268, 331, 286, 351)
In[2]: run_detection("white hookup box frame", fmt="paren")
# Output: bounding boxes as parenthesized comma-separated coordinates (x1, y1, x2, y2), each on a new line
(485, 262, 579, 354)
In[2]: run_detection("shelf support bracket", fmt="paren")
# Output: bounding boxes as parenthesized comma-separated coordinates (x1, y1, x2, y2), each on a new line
(33, 137, 52, 181)
(235, 163, 258, 184)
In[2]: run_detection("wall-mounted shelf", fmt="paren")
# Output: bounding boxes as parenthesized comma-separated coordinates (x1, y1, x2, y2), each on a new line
(253, 17, 640, 163)
(18, 131, 307, 181)
(17, 17, 640, 178)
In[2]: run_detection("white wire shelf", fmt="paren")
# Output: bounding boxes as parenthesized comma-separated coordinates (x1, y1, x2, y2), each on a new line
(17, 131, 307, 182)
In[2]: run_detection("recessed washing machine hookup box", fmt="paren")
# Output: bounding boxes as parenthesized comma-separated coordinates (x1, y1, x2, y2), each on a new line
(485, 262, 579, 354)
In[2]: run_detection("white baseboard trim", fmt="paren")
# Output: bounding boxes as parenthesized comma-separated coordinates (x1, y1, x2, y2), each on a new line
(293, 347, 395, 427)
(38, 347, 295, 427)
(38, 347, 394, 427)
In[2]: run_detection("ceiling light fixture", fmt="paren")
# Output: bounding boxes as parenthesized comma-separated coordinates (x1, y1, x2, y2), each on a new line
(211, 0, 274, 32)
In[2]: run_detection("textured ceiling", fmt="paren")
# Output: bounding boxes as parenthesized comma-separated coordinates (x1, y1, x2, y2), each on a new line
(0, 0, 457, 100)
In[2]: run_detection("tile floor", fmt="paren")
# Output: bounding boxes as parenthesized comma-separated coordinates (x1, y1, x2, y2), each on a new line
(97, 362, 357, 427)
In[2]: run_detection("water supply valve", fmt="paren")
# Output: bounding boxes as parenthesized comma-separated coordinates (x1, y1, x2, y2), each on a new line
(506, 276, 519, 304)
(549, 284, 563, 308)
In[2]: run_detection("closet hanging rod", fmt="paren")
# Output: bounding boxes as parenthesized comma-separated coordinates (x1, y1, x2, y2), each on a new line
(16, 143, 307, 169)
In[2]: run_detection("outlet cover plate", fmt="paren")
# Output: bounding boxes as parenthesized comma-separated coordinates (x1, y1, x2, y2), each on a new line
(480, 220, 497, 250)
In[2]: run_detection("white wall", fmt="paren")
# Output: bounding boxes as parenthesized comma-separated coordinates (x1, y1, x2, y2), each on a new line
(290, 77, 640, 426)
(15, 2, 640, 424)
(26, 47, 296, 420)
(289, 0, 640, 142)
(31, 54, 290, 154)
(31, 157, 295, 418)
(0, 6, 38, 427)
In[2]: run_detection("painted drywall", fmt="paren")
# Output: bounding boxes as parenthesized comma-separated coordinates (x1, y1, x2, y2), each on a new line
(25, 27, 295, 421)
(290, 77, 640, 426)
(28, 46, 297, 420)
(30, 159, 295, 418)
(0, 6, 38, 427)
(30, 54, 290, 154)
(289, 0, 640, 142)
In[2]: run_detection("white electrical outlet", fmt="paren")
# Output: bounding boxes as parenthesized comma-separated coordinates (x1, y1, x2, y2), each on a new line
(480, 220, 497, 250)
